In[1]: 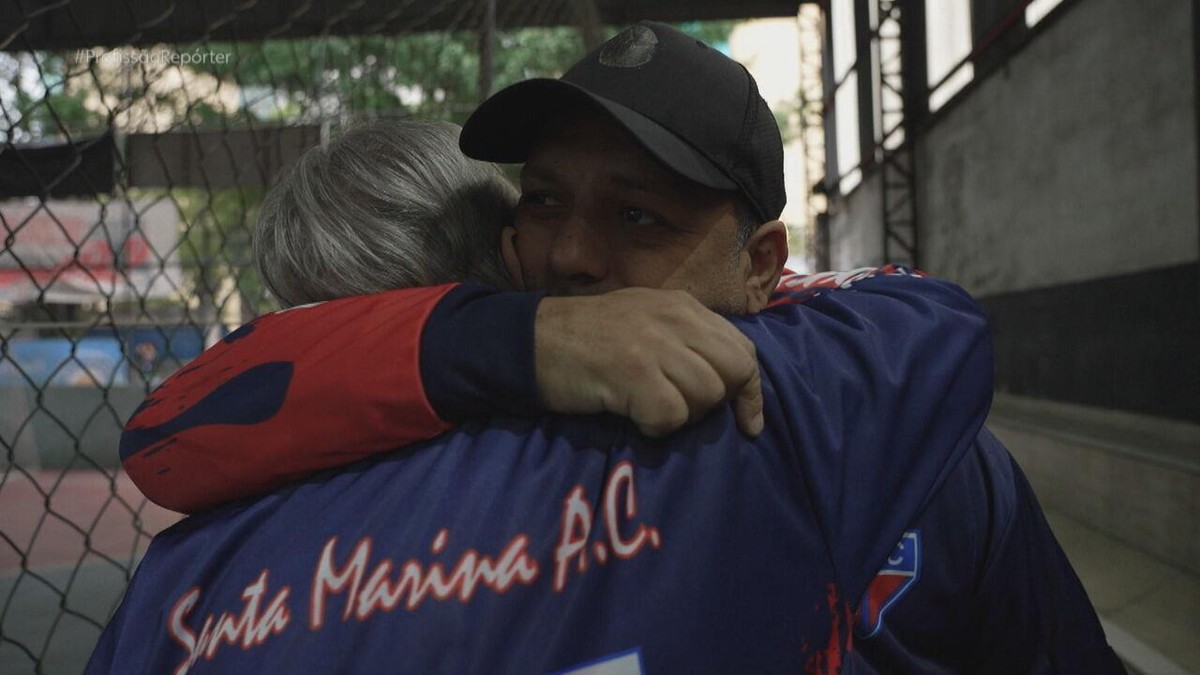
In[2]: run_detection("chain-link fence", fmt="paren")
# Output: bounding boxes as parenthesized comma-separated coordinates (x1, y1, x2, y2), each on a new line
(0, 2, 816, 672)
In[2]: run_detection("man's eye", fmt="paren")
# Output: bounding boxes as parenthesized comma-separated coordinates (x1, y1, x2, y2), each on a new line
(519, 193, 562, 208)
(621, 207, 659, 226)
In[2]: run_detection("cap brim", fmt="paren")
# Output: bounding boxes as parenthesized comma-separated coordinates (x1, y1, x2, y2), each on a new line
(460, 79, 736, 192)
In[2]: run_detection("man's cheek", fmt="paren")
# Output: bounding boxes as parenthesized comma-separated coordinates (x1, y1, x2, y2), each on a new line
(513, 233, 545, 273)
(510, 235, 548, 291)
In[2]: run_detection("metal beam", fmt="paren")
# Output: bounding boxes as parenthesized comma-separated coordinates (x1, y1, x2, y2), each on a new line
(899, 0, 928, 129)
(874, 0, 919, 269)
(852, 0, 876, 167)
(1, 0, 809, 52)
(821, 1, 840, 194)
(573, 0, 604, 51)
(126, 126, 322, 189)
(0, 133, 116, 199)
(477, 0, 497, 101)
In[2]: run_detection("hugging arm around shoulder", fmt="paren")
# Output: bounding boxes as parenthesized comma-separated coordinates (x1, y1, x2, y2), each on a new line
(121, 283, 541, 512)
(123, 268, 992, 523)
(741, 267, 994, 598)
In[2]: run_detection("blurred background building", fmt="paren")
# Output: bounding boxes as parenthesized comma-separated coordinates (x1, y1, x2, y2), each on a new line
(0, 0, 1195, 672)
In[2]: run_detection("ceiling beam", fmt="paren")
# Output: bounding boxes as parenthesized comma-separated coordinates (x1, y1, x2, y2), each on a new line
(2, 0, 806, 52)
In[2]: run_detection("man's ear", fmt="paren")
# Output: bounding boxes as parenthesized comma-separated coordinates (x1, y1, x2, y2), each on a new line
(743, 220, 788, 314)
(500, 226, 525, 290)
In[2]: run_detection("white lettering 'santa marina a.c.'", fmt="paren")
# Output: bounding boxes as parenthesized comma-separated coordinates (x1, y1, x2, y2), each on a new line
(165, 461, 662, 671)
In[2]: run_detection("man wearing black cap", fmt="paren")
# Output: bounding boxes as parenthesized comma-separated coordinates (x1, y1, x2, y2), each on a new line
(465, 20, 789, 315)
(110, 22, 1119, 673)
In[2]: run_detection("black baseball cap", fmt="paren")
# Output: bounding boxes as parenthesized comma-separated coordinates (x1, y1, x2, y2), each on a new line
(460, 21, 786, 222)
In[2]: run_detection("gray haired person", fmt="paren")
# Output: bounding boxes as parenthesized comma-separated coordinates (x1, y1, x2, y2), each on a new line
(255, 120, 517, 306)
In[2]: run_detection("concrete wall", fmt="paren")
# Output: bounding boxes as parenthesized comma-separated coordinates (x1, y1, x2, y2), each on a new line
(916, 0, 1198, 296)
(827, 170, 884, 270)
(988, 393, 1200, 575)
(827, 0, 1199, 422)
(830, 0, 1198, 289)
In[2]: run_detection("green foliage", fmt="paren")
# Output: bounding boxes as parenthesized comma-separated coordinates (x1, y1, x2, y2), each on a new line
(159, 185, 270, 314)
(6, 20, 742, 318)
(179, 26, 586, 126)
(2, 52, 107, 141)
(175, 20, 735, 126)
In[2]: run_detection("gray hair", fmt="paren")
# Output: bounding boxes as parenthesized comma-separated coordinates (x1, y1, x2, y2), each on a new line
(255, 119, 517, 307)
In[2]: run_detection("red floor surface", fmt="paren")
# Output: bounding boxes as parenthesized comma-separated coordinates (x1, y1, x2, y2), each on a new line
(0, 469, 182, 573)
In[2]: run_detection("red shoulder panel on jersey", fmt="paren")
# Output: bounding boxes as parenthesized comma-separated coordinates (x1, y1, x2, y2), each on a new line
(122, 284, 458, 512)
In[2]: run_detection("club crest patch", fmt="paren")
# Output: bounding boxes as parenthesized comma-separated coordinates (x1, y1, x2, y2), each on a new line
(598, 26, 658, 68)
(857, 531, 920, 638)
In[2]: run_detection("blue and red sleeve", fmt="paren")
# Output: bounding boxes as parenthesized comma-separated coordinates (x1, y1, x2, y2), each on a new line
(121, 284, 540, 513)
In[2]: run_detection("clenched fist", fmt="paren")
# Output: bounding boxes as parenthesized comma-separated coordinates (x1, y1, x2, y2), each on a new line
(535, 288, 764, 438)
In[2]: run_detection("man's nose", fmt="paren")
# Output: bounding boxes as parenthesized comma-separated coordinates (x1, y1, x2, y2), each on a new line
(548, 216, 610, 284)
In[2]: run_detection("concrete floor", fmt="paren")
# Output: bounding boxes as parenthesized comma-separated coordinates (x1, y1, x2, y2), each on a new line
(987, 392, 1198, 674)
(1046, 510, 1199, 675)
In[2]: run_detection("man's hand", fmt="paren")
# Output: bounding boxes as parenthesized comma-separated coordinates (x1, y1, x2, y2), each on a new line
(535, 289, 764, 438)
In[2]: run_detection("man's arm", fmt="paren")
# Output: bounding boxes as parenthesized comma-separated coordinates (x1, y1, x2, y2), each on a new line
(123, 284, 761, 512)
(126, 266, 987, 522)
(122, 284, 502, 512)
(739, 266, 993, 598)
(532, 288, 763, 438)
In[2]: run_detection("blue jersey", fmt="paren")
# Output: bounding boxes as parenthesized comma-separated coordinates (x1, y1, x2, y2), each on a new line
(853, 429, 1124, 674)
(94, 270, 993, 673)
